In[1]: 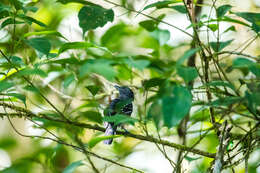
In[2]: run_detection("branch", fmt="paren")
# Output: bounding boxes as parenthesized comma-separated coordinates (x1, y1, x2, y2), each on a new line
(0, 102, 216, 158)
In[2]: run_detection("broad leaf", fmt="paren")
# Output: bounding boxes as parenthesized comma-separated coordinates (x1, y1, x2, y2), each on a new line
(23, 30, 67, 40)
(17, 14, 46, 27)
(62, 160, 84, 173)
(176, 48, 200, 66)
(217, 4, 232, 18)
(63, 74, 75, 88)
(177, 67, 198, 83)
(79, 111, 102, 124)
(162, 85, 192, 128)
(170, 5, 187, 13)
(235, 12, 260, 32)
(143, 78, 165, 90)
(18, 68, 47, 77)
(85, 85, 101, 96)
(0, 81, 14, 93)
(124, 59, 150, 70)
(209, 39, 233, 52)
(150, 29, 170, 45)
(79, 59, 116, 80)
(5, 93, 26, 105)
(78, 5, 114, 35)
(25, 37, 51, 55)
(139, 20, 158, 32)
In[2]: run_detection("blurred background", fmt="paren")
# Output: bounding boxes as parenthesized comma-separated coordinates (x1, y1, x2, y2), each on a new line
(0, 0, 260, 172)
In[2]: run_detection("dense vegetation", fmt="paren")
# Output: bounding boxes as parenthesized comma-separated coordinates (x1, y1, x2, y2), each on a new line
(0, 0, 259, 172)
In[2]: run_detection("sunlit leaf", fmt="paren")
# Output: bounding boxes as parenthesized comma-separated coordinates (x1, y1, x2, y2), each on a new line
(23, 30, 67, 40)
(88, 135, 121, 148)
(17, 14, 46, 27)
(78, 5, 114, 35)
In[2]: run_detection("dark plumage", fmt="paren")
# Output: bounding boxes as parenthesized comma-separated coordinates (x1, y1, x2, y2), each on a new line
(103, 86, 134, 144)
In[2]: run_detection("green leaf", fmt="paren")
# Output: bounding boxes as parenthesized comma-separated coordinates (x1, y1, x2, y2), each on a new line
(88, 135, 121, 148)
(124, 59, 150, 70)
(176, 48, 200, 66)
(206, 80, 235, 91)
(79, 59, 116, 81)
(1, 18, 24, 28)
(25, 37, 51, 55)
(211, 96, 243, 107)
(143, 0, 181, 10)
(62, 160, 84, 173)
(170, 5, 187, 13)
(249, 64, 260, 77)
(209, 39, 233, 52)
(5, 93, 26, 105)
(79, 111, 102, 124)
(0, 81, 14, 93)
(143, 78, 165, 90)
(17, 14, 46, 27)
(103, 114, 138, 126)
(63, 74, 75, 88)
(162, 85, 192, 128)
(245, 91, 260, 114)
(139, 20, 158, 32)
(23, 30, 67, 40)
(177, 67, 198, 83)
(207, 24, 219, 32)
(234, 12, 260, 32)
(57, 0, 98, 6)
(184, 156, 202, 162)
(0, 137, 17, 149)
(78, 5, 114, 35)
(58, 42, 107, 54)
(85, 85, 101, 96)
(232, 57, 255, 68)
(23, 85, 39, 93)
(217, 4, 232, 18)
(150, 29, 170, 45)
(18, 68, 47, 77)
(147, 100, 163, 129)
(223, 26, 236, 33)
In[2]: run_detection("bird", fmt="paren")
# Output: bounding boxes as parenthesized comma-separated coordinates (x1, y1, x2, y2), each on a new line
(103, 85, 134, 145)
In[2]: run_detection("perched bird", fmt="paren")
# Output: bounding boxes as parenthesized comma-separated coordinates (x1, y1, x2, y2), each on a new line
(103, 85, 134, 144)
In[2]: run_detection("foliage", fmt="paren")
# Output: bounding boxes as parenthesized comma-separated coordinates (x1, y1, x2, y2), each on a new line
(0, 0, 259, 172)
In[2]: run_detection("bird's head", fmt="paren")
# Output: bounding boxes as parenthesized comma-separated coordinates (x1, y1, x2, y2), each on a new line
(114, 85, 134, 100)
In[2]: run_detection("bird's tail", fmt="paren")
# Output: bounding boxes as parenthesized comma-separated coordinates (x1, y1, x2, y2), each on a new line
(104, 124, 116, 145)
